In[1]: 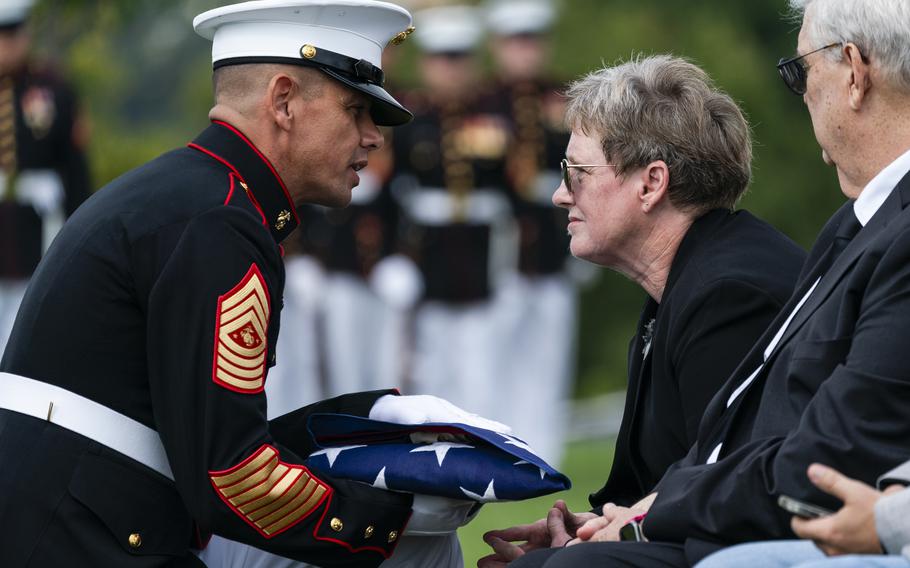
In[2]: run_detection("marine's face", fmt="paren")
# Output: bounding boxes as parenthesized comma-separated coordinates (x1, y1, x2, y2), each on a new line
(419, 53, 476, 95)
(491, 35, 548, 81)
(0, 27, 29, 75)
(289, 78, 383, 207)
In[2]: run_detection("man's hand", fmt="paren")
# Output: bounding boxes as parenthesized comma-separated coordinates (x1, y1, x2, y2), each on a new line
(567, 492, 656, 544)
(478, 501, 596, 567)
(791, 463, 899, 556)
(570, 503, 646, 544)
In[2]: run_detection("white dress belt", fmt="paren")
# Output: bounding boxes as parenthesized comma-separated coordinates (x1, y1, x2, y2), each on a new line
(0, 371, 174, 480)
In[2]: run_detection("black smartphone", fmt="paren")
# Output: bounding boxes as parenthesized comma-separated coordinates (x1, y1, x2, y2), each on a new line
(619, 520, 645, 542)
(777, 495, 834, 519)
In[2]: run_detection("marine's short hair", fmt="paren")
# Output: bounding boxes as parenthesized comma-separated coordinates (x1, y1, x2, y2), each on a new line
(565, 55, 752, 213)
(212, 64, 326, 110)
(789, 0, 910, 93)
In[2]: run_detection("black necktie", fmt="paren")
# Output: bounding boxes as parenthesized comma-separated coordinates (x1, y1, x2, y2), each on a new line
(825, 212, 862, 272)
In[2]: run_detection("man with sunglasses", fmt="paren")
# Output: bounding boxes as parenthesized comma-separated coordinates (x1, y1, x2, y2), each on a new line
(483, 0, 910, 566)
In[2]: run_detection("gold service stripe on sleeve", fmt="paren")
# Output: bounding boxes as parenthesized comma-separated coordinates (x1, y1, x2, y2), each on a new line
(262, 484, 328, 536)
(211, 446, 277, 488)
(239, 468, 304, 515)
(223, 462, 288, 501)
(210, 445, 330, 538)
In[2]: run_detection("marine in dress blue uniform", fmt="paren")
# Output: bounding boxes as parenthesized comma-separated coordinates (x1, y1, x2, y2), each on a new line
(482, 0, 577, 464)
(0, 0, 90, 355)
(0, 2, 425, 566)
(389, 5, 516, 419)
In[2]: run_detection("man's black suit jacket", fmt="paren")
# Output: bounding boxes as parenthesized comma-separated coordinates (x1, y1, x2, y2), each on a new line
(646, 171, 910, 559)
(589, 209, 805, 508)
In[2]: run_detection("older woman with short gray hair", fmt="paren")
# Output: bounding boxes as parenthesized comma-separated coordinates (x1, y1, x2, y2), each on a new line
(480, 55, 806, 567)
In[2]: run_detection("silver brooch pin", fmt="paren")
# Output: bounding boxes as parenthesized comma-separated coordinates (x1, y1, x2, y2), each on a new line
(642, 318, 656, 359)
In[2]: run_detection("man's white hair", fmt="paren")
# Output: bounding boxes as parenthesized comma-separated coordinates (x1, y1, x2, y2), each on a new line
(789, 0, 910, 92)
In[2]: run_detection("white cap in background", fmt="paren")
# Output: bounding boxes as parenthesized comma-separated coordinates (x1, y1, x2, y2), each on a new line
(485, 0, 555, 37)
(0, 0, 35, 28)
(412, 4, 483, 54)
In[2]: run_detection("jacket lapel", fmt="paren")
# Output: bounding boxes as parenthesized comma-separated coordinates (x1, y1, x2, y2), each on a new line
(623, 212, 725, 453)
(624, 300, 657, 449)
(699, 171, 910, 458)
(765, 174, 910, 363)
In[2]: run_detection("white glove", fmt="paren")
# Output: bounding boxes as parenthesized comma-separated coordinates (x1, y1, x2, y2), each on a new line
(369, 394, 512, 435)
(404, 495, 481, 535)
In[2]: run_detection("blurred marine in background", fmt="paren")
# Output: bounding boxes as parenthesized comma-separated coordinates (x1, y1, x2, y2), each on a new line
(483, 0, 579, 465)
(389, 4, 517, 423)
(0, 0, 90, 356)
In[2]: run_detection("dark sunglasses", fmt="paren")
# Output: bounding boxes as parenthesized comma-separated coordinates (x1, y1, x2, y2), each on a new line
(777, 42, 840, 95)
(560, 158, 616, 194)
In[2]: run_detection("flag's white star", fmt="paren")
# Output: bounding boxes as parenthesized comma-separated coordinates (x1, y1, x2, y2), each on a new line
(372, 466, 388, 490)
(309, 445, 366, 468)
(461, 479, 497, 502)
(513, 460, 547, 480)
(502, 435, 536, 455)
(410, 442, 473, 466)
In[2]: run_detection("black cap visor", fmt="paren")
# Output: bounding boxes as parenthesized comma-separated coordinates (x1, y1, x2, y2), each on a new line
(318, 67, 411, 127)
(213, 52, 412, 127)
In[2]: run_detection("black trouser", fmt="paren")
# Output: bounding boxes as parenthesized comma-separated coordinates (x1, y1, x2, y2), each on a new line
(511, 541, 689, 568)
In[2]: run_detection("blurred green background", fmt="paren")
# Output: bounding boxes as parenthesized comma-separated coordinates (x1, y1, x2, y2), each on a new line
(25, 2, 843, 564)
(29, 0, 842, 400)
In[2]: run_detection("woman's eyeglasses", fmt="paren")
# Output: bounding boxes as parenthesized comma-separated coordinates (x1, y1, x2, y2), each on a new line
(777, 43, 840, 95)
(560, 158, 616, 193)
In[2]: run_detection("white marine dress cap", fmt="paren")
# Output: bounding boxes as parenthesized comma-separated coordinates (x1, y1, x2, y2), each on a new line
(485, 0, 555, 37)
(412, 4, 483, 55)
(0, 0, 35, 28)
(193, 0, 414, 126)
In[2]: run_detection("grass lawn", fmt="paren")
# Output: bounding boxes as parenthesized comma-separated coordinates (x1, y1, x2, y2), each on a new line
(458, 437, 615, 567)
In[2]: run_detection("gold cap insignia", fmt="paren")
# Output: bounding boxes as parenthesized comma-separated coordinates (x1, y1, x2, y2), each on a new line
(275, 210, 292, 231)
(364, 525, 375, 539)
(387, 530, 398, 543)
(390, 26, 415, 46)
(301, 44, 317, 59)
(128, 533, 142, 548)
(330, 517, 344, 532)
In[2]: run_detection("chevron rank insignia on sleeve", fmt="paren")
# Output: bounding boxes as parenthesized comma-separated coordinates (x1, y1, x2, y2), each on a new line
(212, 263, 270, 393)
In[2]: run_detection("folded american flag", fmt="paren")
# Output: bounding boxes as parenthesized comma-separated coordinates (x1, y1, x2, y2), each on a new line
(304, 414, 571, 502)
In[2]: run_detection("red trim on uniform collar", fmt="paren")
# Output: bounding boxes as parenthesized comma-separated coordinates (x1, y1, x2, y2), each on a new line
(186, 143, 269, 228)
(211, 120, 300, 226)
